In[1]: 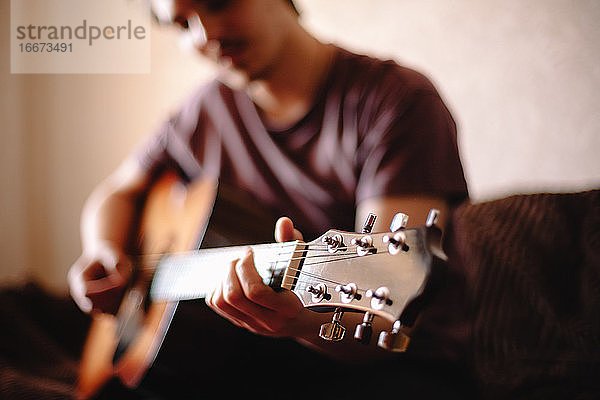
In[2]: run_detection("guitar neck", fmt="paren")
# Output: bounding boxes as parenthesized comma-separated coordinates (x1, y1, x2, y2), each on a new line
(150, 241, 304, 302)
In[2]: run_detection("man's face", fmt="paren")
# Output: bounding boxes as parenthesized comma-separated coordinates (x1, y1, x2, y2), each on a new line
(151, 0, 293, 81)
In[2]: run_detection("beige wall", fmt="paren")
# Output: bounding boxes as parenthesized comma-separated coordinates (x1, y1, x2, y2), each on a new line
(1, 0, 599, 293)
(300, 0, 600, 199)
(1, 0, 212, 291)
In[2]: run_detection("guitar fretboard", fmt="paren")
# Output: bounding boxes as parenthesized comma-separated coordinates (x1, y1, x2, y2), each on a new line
(150, 241, 301, 302)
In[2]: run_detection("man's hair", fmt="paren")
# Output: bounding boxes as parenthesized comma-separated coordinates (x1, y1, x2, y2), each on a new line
(150, 1, 300, 24)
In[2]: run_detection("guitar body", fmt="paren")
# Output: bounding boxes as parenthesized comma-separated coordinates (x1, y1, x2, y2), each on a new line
(78, 171, 217, 399)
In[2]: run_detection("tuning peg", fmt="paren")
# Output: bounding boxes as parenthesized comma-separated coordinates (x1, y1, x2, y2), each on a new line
(335, 283, 360, 303)
(365, 286, 392, 310)
(351, 235, 375, 256)
(354, 312, 375, 345)
(378, 320, 410, 352)
(362, 213, 377, 233)
(383, 231, 409, 255)
(322, 234, 345, 253)
(319, 308, 346, 342)
(306, 283, 329, 302)
(389, 212, 409, 232)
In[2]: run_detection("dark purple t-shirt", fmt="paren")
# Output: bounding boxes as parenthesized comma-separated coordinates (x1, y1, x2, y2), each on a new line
(135, 48, 468, 239)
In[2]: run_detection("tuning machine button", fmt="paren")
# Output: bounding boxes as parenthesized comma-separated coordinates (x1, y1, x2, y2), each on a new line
(354, 312, 375, 345)
(319, 308, 346, 342)
(426, 209, 440, 227)
(365, 286, 392, 310)
(350, 213, 379, 256)
(361, 213, 377, 233)
(322, 234, 345, 253)
(389, 212, 409, 232)
(384, 212, 410, 255)
(378, 320, 410, 352)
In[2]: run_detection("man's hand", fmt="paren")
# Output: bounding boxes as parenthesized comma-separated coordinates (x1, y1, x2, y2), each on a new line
(205, 217, 312, 337)
(67, 159, 150, 314)
(68, 241, 132, 314)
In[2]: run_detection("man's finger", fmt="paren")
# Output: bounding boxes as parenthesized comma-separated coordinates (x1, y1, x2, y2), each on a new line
(81, 260, 109, 280)
(84, 276, 125, 296)
(235, 248, 302, 317)
(208, 280, 263, 333)
(209, 258, 279, 334)
(275, 217, 303, 243)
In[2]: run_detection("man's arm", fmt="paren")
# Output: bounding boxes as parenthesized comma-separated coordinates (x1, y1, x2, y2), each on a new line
(68, 159, 151, 314)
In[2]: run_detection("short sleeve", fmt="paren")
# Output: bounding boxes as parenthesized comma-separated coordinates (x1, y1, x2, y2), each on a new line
(128, 84, 212, 180)
(356, 82, 468, 205)
(131, 117, 173, 173)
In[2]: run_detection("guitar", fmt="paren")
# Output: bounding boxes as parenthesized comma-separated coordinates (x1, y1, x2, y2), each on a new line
(77, 170, 447, 399)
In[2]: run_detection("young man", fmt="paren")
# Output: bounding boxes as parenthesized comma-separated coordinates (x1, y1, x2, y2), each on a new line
(69, 0, 469, 395)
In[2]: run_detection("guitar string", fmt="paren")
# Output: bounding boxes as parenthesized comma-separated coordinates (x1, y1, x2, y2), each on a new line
(139, 245, 392, 299)
(148, 249, 388, 285)
(135, 241, 403, 301)
(154, 276, 374, 302)
(265, 251, 391, 290)
(151, 250, 393, 299)
(138, 249, 382, 290)
(132, 244, 384, 272)
(153, 274, 361, 299)
(131, 243, 354, 262)
(132, 246, 351, 268)
(154, 279, 361, 301)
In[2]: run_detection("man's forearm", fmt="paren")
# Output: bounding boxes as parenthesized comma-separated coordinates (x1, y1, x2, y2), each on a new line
(80, 185, 139, 253)
(79, 160, 150, 253)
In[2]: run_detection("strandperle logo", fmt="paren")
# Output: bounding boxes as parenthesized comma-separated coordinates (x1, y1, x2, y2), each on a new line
(15, 19, 147, 46)
(11, 0, 151, 74)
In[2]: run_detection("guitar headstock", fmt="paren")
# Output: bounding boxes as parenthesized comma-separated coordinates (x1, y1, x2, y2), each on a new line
(281, 210, 446, 352)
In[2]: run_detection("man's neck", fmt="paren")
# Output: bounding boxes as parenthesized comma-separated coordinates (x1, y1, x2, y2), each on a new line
(247, 29, 336, 130)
